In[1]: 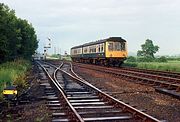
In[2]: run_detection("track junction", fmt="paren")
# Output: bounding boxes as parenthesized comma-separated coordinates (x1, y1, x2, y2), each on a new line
(37, 60, 161, 122)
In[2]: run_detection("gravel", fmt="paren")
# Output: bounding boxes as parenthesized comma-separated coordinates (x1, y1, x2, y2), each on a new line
(74, 65, 180, 122)
(0, 65, 52, 122)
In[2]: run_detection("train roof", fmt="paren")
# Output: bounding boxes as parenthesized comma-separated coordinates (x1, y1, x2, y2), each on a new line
(71, 37, 126, 49)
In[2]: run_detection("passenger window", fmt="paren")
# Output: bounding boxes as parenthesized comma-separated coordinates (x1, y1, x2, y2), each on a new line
(74, 50, 77, 54)
(84, 48, 87, 53)
(93, 48, 96, 52)
(108, 43, 113, 51)
(90, 48, 92, 53)
(101, 46, 103, 52)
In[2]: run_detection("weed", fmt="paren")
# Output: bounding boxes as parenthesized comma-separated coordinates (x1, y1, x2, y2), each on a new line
(0, 59, 31, 101)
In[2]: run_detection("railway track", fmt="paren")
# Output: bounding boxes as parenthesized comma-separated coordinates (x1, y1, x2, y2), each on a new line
(121, 67, 180, 79)
(37, 61, 82, 121)
(37, 61, 160, 122)
(73, 63, 180, 100)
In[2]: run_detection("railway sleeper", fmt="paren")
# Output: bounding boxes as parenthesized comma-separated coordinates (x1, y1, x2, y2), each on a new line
(81, 112, 132, 119)
(71, 102, 107, 106)
(79, 64, 179, 89)
(155, 88, 180, 100)
(67, 96, 99, 100)
(78, 110, 122, 115)
(69, 99, 102, 103)
(52, 118, 69, 122)
(83, 116, 133, 121)
(43, 62, 162, 122)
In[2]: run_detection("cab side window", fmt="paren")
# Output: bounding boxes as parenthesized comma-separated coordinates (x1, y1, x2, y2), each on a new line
(108, 43, 113, 51)
(121, 42, 125, 51)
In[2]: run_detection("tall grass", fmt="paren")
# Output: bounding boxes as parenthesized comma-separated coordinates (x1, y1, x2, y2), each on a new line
(0, 69, 16, 87)
(0, 59, 31, 100)
(137, 62, 180, 72)
(123, 60, 180, 72)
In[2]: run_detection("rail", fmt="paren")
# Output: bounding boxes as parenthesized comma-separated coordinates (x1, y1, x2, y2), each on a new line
(57, 62, 161, 122)
(36, 61, 84, 122)
(73, 63, 180, 94)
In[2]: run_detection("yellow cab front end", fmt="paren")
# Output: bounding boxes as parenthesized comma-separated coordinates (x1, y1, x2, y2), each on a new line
(105, 41, 127, 58)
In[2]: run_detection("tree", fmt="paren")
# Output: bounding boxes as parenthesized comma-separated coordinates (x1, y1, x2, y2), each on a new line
(137, 39, 159, 58)
(0, 3, 38, 63)
(16, 19, 38, 59)
(0, 3, 17, 62)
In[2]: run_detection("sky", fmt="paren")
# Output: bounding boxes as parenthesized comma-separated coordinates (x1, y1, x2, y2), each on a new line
(1, 0, 180, 55)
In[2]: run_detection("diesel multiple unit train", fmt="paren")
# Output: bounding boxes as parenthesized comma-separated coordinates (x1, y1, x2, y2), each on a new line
(70, 37, 127, 66)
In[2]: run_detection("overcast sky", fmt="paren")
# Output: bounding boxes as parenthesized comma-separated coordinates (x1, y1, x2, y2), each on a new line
(2, 0, 180, 55)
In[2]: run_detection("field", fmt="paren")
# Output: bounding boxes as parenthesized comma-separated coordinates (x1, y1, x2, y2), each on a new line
(0, 59, 31, 100)
(123, 60, 180, 72)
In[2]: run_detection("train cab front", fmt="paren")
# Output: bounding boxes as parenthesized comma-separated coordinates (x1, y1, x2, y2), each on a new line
(105, 41, 127, 58)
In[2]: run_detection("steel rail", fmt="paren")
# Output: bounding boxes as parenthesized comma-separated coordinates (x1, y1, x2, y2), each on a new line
(37, 61, 84, 122)
(53, 63, 84, 121)
(57, 62, 161, 122)
(75, 63, 180, 84)
(122, 67, 180, 79)
(110, 67, 180, 84)
(74, 63, 180, 92)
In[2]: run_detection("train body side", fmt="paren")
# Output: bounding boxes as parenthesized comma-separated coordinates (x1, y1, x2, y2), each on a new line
(70, 37, 128, 66)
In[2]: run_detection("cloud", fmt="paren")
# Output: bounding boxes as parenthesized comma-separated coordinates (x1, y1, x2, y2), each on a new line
(2, 0, 180, 55)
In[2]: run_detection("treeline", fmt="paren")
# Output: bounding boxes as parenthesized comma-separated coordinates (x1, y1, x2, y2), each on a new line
(0, 3, 38, 63)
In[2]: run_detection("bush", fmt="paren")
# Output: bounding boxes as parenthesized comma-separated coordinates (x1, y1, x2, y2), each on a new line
(156, 56, 168, 62)
(126, 56, 136, 62)
(14, 74, 28, 92)
(137, 56, 154, 62)
(122, 62, 138, 67)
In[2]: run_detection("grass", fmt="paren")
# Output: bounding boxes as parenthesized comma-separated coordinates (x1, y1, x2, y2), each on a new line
(123, 60, 180, 72)
(0, 59, 31, 101)
(61, 55, 72, 61)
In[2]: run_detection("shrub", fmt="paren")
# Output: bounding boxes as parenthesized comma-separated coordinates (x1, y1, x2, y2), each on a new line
(176, 58, 180, 61)
(137, 56, 154, 62)
(122, 62, 138, 67)
(126, 56, 136, 62)
(13, 74, 28, 91)
(156, 56, 168, 62)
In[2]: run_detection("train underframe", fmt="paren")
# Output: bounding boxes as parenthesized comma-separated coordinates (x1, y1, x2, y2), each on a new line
(71, 57, 126, 67)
